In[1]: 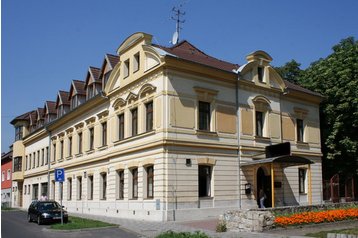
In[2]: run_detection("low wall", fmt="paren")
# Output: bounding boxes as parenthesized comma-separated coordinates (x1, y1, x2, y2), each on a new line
(221, 202, 358, 232)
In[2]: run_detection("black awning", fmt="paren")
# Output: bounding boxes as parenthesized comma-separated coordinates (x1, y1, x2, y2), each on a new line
(241, 155, 314, 168)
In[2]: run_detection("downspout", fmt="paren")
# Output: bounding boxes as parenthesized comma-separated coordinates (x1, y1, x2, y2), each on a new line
(45, 126, 51, 199)
(235, 72, 242, 209)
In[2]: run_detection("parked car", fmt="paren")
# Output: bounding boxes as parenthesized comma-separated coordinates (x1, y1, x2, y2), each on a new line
(27, 200, 68, 225)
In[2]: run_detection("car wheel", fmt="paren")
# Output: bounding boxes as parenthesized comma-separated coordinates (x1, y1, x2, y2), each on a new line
(27, 214, 32, 222)
(37, 216, 42, 225)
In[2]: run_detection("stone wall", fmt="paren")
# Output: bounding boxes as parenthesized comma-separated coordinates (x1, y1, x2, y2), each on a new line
(220, 210, 275, 232)
(221, 202, 358, 232)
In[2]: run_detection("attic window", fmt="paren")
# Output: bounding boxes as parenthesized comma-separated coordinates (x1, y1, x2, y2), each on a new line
(258, 67, 264, 82)
(133, 52, 140, 73)
(124, 59, 130, 78)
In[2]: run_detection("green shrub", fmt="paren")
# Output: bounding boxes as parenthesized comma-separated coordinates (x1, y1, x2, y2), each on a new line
(155, 230, 210, 238)
(216, 220, 227, 232)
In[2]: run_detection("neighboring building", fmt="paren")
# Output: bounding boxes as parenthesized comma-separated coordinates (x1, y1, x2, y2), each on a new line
(10, 32, 323, 221)
(2, 151, 13, 207)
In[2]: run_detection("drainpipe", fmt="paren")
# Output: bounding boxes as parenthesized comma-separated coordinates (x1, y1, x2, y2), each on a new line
(235, 74, 241, 209)
(45, 126, 51, 199)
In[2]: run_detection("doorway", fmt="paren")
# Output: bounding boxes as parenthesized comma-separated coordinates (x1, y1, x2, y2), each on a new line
(256, 167, 272, 208)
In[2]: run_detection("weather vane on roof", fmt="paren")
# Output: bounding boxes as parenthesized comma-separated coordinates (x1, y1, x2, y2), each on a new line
(171, 4, 185, 45)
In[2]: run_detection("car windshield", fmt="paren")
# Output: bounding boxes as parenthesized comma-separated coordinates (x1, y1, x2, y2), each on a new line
(38, 202, 61, 210)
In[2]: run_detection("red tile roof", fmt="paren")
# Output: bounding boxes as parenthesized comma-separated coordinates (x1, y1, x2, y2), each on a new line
(44, 101, 57, 115)
(58, 91, 70, 105)
(10, 110, 34, 125)
(36, 108, 44, 120)
(106, 54, 120, 69)
(72, 80, 86, 96)
(154, 40, 239, 73)
(284, 80, 322, 97)
(89, 67, 101, 83)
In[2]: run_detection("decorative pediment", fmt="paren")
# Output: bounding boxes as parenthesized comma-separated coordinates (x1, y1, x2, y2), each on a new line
(252, 95, 271, 111)
(139, 83, 156, 98)
(125, 92, 138, 103)
(112, 98, 126, 110)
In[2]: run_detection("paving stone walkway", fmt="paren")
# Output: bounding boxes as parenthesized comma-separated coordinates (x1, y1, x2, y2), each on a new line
(71, 212, 308, 238)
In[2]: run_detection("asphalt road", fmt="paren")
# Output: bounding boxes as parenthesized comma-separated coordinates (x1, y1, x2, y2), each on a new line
(1, 210, 140, 238)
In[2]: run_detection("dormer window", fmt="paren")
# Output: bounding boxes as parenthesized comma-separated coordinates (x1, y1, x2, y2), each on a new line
(258, 67, 264, 83)
(133, 52, 140, 72)
(71, 96, 77, 109)
(124, 59, 130, 78)
(15, 126, 23, 141)
(87, 85, 94, 99)
(103, 71, 111, 90)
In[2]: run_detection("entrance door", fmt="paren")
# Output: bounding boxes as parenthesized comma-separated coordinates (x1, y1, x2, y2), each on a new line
(256, 167, 272, 208)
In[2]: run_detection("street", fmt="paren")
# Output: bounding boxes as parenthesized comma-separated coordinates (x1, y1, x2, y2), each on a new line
(1, 210, 139, 238)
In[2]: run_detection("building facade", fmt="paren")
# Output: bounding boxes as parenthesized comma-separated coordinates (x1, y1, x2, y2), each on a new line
(2, 151, 13, 207)
(11, 32, 323, 221)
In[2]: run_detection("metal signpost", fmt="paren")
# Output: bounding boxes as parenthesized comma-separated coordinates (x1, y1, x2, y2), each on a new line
(54, 168, 65, 225)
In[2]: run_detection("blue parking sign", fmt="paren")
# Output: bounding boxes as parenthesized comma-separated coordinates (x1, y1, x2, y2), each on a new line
(54, 168, 65, 182)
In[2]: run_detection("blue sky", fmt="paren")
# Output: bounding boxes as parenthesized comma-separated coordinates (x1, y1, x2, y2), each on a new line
(2, 0, 358, 152)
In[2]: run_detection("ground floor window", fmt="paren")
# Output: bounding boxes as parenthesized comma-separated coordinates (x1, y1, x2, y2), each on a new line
(147, 166, 154, 198)
(131, 168, 138, 199)
(67, 178, 72, 200)
(77, 176, 82, 200)
(87, 175, 93, 200)
(116, 170, 124, 200)
(299, 168, 307, 194)
(100, 173, 107, 200)
(198, 165, 212, 197)
(51, 180, 55, 199)
(32, 184, 39, 200)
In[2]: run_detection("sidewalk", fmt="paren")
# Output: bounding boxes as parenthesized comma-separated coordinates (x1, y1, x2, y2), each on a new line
(71, 212, 309, 238)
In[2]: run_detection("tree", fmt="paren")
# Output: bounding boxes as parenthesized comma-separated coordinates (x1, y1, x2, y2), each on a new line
(300, 37, 358, 179)
(274, 59, 303, 84)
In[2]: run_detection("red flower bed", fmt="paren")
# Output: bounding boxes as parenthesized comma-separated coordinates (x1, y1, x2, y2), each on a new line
(274, 208, 358, 227)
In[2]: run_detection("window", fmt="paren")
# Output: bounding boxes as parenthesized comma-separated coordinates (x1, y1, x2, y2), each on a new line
(52, 143, 56, 162)
(89, 128, 94, 150)
(33, 152, 36, 168)
(132, 168, 138, 199)
(256, 111, 264, 137)
(102, 122, 107, 146)
(146, 102, 153, 132)
(100, 173, 107, 200)
(103, 71, 111, 90)
(124, 59, 130, 78)
(41, 183, 48, 198)
(7, 169, 11, 180)
(41, 149, 44, 166)
(296, 119, 304, 142)
(147, 166, 154, 198)
(1, 172, 4, 181)
(60, 141, 64, 160)
(118, 114, 125, 140)
(25, 156, 28, 170)
(45, 147, 49, 165)
(71, 96, 77, 109)
(77, 177, 82, 200)
(199, 101, 211, 131)
(198, 165, 212, 197)
(116, 170, 124, 200)
(131, 108, 138, 136)
(258, 67, 264, 82)
(87, 85, 94, 99)
(88, 175, 93, 200)
(13, 156, 22, 172)
(78, 132, 83, 154)
(32, 184, 39, 200)
(133, 52, 140, 72)
(299, 168, 307, 194)
(68, 136, 72, 157)
(29, 154, 32, 169)
(67, 178, 72, 200)
(37, 151, 40, 167)
(24, 185, 27, 195)
(15, 126, 23, 141)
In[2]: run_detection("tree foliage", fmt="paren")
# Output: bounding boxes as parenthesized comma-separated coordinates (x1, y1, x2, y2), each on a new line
(276, 37, 358, 178)
(274, 59, 303, 84)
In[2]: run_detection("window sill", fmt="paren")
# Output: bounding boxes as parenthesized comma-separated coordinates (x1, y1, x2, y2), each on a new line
(100, 198, 107, 201)
(75, 153, 83, 158)
(57, 159, 64, 163)
(144, 197, 154, 200)
(97, 145, 108, 151)
(66, 156, 73, 160)
(114, 130, 155, 146)
(86, 149, 95, 155)
(296, 141, 309, 147)
(254, 136, 271, 142)
(196, 130, 218, 137)
(199, 196, 213, 200)
(129, 198, 138, 200)
(116, 198, 124, 201)
(51, 161, 56, 165)
(299, 193, 308, 195)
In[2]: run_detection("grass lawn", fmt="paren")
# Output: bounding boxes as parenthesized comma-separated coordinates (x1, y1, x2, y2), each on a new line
(50, 216, 117, 230)
(306, 227, 358, 237)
